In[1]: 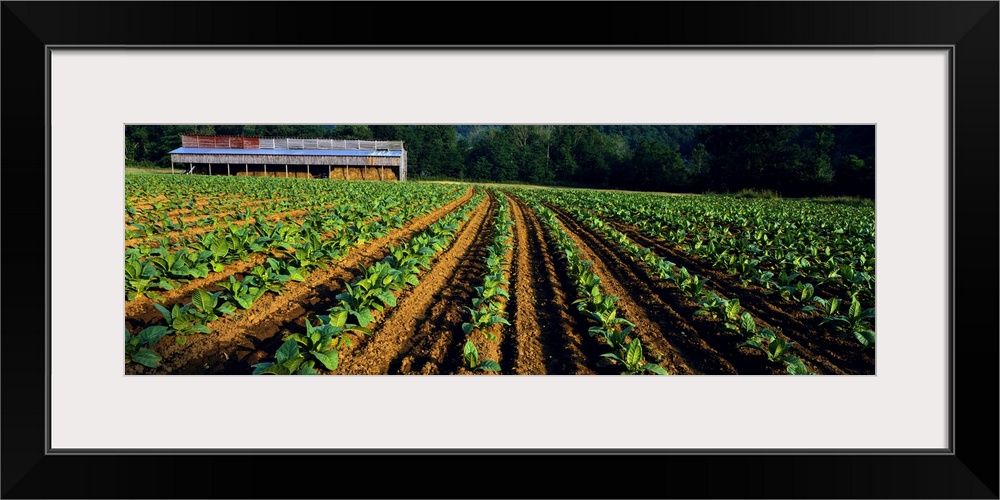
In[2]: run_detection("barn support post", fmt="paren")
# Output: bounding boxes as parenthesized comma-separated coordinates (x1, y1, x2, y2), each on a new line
(380, 165, 384, 181)
(328, 165, 331, 178)
(171, 161, 174, 175)
(264, 164, 267, 176)
(245, 164, 248, 175)
(306, 165, 310, 178)
(208, 163, 212, 175)
(285, 164, 288, 178)
(346, 165, 349, 180)
(227, 163, 231, 176)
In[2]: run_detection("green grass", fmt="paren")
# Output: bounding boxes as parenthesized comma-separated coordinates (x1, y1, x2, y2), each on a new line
(125, 166, 173, 175)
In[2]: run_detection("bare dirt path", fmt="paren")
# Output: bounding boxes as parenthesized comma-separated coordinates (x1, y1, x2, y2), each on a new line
(505, 193, 600, 374)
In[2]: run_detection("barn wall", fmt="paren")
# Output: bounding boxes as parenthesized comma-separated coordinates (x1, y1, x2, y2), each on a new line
(170, 154, 401, 166)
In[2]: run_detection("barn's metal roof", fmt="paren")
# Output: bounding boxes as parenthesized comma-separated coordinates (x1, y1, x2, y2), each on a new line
(169, 148, 403, 157)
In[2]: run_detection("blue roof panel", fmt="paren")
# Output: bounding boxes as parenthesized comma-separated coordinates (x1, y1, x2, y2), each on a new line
(169, 147, 403, 157)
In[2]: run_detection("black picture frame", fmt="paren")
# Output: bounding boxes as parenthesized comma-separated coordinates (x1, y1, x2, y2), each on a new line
(3, 2, 997, 498)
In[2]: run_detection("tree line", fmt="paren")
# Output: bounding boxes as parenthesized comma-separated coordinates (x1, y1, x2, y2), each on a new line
(126, 124, 875, 197)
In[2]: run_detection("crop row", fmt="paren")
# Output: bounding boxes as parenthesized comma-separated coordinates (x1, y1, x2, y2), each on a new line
(556, 190, 875, 304)
(537, 193, 812, 374)
(125, 184, 462, 302)
(125, 186, 471, 368)
(537, 189, 875, 349)
(251, 190, 487, 374)
(514, 190, 667, 375)
(459, 189, 515, 373)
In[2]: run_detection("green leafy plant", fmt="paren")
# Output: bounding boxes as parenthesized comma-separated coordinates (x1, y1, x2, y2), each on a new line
(727, 312, 775, 342)
(819, 294, 876, 348)
(473, 272, 509, 306)
(600, 338, 669, 375)
(695, 293, 740, 322)
(461, 304, 510, 339)
(462, 340, 500, 372)
(802, 295, 841, 317)
(147, 248, 210, 281)
(152, 302, 211, 345)
(584, 297, 633, 336)
(251, 338, 317, 375)
(730, 313, 812, 375)
(217, 275, 267, 310)
(329, 263, 401, 327)
(125, 325, 167, 368)
(247, 264, 289, 294)
(125, 256, 169, 301)
(264, 257, 307, 282)
(189, 289, 237, 321)
(281, 317, 352, 371)
(202, 236, 231, 272)
(282, 231, 332, 271)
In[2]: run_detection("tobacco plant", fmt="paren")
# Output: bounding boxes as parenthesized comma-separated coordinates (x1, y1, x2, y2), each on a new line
(217, 275, 267, 310)
(818, 294, 876, 348)
(125, 325, 167, 368)
(251, 338, 318, 375)
(152, 302, 210, 345)
(601, 338, 669, 375)
(462, 340, 500, 372)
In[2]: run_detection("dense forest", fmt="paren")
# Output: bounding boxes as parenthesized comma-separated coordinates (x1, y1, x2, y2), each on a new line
(125, 124, 875, 197)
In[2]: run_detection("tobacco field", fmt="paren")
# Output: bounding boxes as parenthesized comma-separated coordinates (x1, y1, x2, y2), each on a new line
(124, 174, 876, 375)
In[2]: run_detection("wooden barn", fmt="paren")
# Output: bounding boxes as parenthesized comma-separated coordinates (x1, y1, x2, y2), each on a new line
(168, 135, 407, 181)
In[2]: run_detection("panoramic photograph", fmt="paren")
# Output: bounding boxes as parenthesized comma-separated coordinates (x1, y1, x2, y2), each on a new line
(124, 124, 876, 375)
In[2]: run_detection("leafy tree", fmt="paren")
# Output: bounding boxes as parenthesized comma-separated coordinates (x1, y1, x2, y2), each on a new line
(700, 125, 802, 193)
(330, 125, 374, 140)
(123, 123, 872, 198)
(630, 140, 688, 192)
(834, 154, 875, 198)
(464, 128, 517, 181)
(687, 142, 710, 189)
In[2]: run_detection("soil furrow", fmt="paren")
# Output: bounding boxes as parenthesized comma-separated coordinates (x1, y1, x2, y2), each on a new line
(127, 187, 475, 374)
(607, 220, 874, 374)
(506, 193, 598, 375)
(337, 192, 493, 375)
(544, 205, 738, 375)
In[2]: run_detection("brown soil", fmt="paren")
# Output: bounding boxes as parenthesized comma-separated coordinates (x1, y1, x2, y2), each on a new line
(505, 194, 601, 374)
